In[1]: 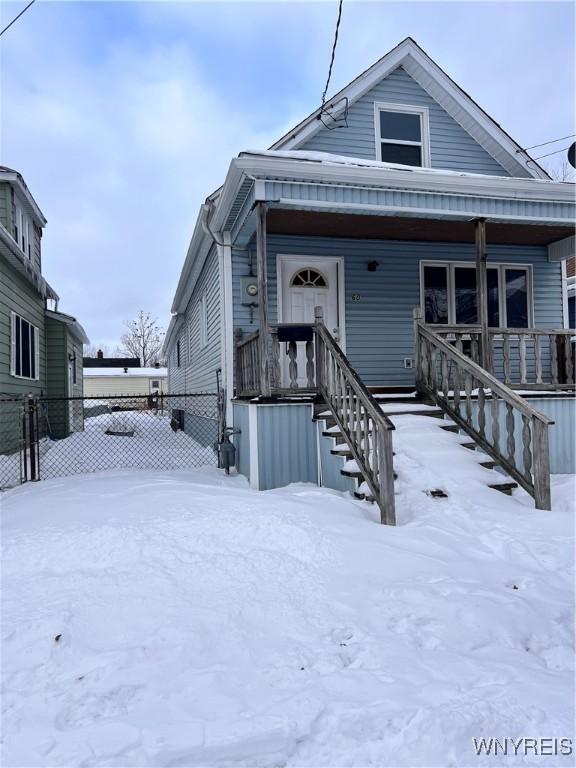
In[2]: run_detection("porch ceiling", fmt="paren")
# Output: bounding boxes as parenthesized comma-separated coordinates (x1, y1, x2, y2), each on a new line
(266, 209, 574, 246)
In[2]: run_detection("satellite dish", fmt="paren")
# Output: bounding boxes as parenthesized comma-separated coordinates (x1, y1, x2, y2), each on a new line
(569, 142, 576, 169)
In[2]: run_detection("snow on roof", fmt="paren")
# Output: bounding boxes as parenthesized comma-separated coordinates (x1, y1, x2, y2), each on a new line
(83, 367, 167, 378)
(239, 149, 558, 183)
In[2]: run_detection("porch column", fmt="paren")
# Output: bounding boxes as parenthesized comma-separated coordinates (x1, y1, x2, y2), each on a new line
(475, 218, 492, 372)
(256, 201, 271, 397)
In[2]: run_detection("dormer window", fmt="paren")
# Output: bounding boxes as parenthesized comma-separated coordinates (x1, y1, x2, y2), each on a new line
(374, 103, 430, 167)
(13, 203, 32, 258)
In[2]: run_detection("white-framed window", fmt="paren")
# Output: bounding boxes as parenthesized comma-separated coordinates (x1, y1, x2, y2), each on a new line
(374, 102, 430, 167)
(14, 204, 31, 258)
(10, 312, 40, 379)
(176, 338, 181, 368)
(420, 261, 533, 328)
(199, 293, 208, 349)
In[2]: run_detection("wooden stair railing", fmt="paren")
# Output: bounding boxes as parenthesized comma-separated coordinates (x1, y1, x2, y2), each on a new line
(314, 307, 396, 525)
(414, 312, 554, 510)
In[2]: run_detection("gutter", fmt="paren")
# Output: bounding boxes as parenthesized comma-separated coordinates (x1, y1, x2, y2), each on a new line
(45, 309, 89, 345)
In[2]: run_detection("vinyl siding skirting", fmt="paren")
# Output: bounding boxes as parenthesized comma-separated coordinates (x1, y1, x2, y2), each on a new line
(300, 67, 510, 176)
(232, 401, 319, 490)
(232, 235, 562, 386)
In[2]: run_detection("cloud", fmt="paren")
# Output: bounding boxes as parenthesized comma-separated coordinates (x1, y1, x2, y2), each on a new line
(1, 2, 297, 348)
(1, 0, 574, 350)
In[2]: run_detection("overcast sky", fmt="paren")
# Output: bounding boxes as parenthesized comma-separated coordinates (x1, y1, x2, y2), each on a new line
(1, 0, 574, 350)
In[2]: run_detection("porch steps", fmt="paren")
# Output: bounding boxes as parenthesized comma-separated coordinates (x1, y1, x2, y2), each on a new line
(316, 393, 520, 504)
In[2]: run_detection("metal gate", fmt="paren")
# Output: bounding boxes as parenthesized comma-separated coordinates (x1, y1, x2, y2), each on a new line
(0, 393, 222, 490)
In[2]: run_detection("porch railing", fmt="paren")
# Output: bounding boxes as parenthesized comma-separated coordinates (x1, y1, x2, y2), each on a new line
(236, 324, 318, 396)
(415, 312, 554, 510)
(315, 308, 396, 525)
(235, 329, 261, 397)
(427, 325, 575, 389)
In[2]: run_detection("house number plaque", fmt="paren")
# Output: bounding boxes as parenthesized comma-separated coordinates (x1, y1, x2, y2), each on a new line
(351, 293, 361, 302)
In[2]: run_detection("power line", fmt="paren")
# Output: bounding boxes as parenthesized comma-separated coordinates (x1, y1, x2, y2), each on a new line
(517, 133, 576, 153)
(0, 0, 36, 38)
(534, 145, 573, 160)
(320, 0, 344, 109)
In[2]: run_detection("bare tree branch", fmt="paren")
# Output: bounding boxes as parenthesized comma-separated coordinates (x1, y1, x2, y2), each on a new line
(120, 311, 165, 367)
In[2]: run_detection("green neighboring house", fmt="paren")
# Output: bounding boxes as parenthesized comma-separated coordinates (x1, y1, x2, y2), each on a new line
(0, 166, 88, 451)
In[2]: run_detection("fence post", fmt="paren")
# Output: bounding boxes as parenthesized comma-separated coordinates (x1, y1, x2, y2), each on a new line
(413, 307, 424, 395)
(532, 419, 551, 510)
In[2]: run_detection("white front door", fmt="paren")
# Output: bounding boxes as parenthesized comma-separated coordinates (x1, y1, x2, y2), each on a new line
(278, 256, 343, 386)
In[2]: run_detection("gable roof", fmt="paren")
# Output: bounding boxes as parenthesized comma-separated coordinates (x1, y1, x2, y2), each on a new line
(271, 37, 549, 180)
(0, 166, 47, 225)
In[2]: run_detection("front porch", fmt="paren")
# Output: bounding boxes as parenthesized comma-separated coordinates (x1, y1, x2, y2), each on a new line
(215, 154, 575, 520)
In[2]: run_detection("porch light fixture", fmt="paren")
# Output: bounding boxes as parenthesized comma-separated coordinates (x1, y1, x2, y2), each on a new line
(367, 261, 379, 272)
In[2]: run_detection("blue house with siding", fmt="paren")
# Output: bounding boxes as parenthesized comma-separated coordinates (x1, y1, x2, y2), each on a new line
(164, 38, 575, 520)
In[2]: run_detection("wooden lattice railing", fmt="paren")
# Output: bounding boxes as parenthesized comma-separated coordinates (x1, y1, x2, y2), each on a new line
(314, 309, 396, 525)
(428, 325, 575, 389)
(415, 317, 554, 510)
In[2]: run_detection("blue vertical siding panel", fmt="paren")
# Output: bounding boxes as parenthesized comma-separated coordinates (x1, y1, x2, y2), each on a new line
(301, 67, 509, 176)
(233, 402, 250, 481)
(256, 404, 318, 490)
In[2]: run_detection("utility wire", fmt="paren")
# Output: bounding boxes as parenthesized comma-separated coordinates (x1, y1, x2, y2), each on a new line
(0, 0, 36, 37)
(522, 133, 576, 152)
(320, 0, 344, 109)
(534, 145, 573, 160)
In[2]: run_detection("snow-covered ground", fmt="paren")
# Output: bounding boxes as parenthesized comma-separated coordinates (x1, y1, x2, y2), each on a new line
(1, 467, 574, 767)
(39, 412, 215, 479)
(1, 412, 215, 490)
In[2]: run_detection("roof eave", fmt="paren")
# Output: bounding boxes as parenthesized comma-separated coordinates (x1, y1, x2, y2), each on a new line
(0, 169, 47, 225)
(233, 153, 575, 203)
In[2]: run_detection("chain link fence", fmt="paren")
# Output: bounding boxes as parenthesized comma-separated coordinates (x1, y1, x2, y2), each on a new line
(0, 393, 220, 490)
